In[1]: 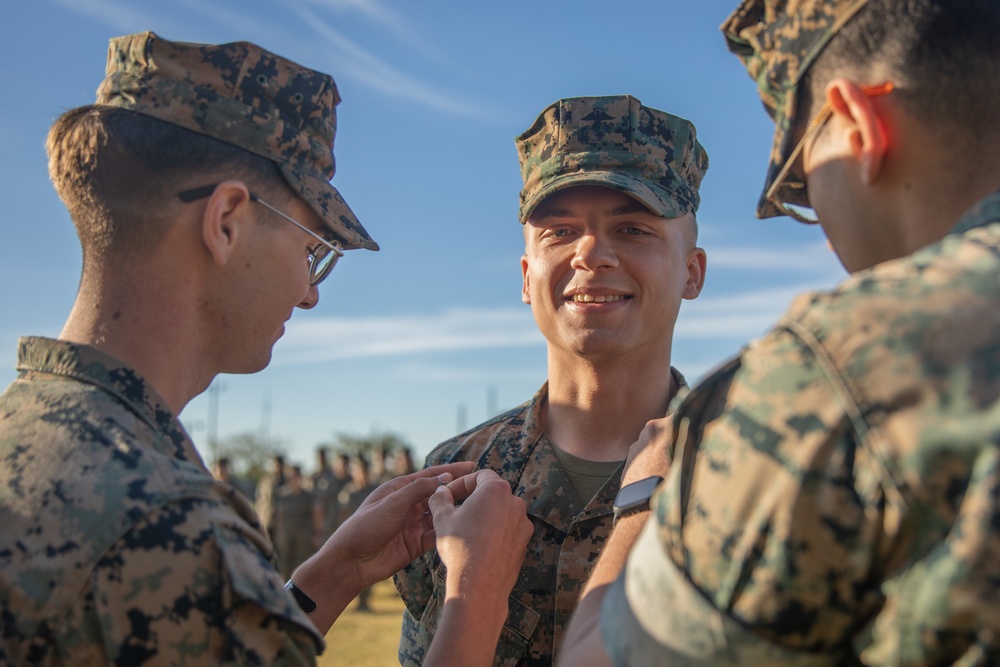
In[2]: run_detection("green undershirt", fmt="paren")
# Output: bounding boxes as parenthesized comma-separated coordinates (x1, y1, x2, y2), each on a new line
(551, 445, 624, 506)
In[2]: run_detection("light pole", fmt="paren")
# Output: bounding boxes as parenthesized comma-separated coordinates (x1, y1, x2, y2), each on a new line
(207, 380, 226, 465)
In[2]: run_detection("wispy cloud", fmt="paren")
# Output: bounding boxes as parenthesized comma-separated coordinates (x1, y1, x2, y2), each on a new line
(171, 0, 299, 42)
(275, 277, 838, 366)
(46, 0, 489, 118)
(706, 242, 845, 273)
(385, 360, 544, 384)
(275, 308, 544, 365)
(286, 2, 489, 117)
(301, 0, 398, 23)
(677, 283, 823, 339)
(297, 0, 461, 69)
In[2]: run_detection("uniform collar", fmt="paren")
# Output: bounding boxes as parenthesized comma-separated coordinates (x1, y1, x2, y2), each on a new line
(482, 368, 688, 531)
(15, 336, 204, 468)
(949, 188, 1000, 236)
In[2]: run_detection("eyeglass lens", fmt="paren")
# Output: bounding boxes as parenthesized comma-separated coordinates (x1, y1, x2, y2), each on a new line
(310, 246, 337, 285)
(780, 202, 819, 224)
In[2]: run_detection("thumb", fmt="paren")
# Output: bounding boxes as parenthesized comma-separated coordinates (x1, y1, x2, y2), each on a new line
(427, 484, 455, 524)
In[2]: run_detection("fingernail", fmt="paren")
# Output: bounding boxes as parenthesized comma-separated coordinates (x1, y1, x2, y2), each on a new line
(434, 485, 447, 494)
(436, 474, 450, 484)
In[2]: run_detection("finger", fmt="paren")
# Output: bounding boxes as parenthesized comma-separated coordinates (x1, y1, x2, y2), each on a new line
(646, 415, 672, 430)
(361, 475, 405, 505)
(399, 461, 475, 486)
(427, 483, 456, 522)
(373, 475, 444, 519)
(630, 419, 663, 451)
(365, 461, 471, 507)
(445, 468, 504, 503)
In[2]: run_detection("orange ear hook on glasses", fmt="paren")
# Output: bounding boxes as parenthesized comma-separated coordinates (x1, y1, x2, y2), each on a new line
(766, 81, 895, 224)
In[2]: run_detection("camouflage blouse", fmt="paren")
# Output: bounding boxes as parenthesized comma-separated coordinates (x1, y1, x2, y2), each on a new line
(602, 191, 1000, 666)
(397, 370, 686, 667)
(0, 339, 323, 665)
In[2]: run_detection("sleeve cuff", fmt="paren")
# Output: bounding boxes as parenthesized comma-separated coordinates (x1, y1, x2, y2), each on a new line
(599, 519, 837, 667)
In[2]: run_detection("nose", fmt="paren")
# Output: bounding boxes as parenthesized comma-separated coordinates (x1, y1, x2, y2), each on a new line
(570, 233, 618, 272)
(298, 283, 320, 310)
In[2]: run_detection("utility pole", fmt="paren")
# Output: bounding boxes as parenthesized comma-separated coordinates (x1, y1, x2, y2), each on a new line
(487, 385, 497, 419)
(456, 403, 468, 433)
(261, 389, 272, 439)
(207, 380, 226, 465)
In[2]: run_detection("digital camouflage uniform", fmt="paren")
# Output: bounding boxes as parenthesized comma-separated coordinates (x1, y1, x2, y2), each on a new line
(396, 94, 707, 667)
(602, 189, 1000, 667)
(0, 338, 323, 665)
(397, 374, 683, 666)
(600, 2, 1000, 665)
(0, 31, 376, 665)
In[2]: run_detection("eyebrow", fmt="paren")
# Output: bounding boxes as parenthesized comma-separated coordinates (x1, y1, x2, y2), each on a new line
(534, 200, 653, 220)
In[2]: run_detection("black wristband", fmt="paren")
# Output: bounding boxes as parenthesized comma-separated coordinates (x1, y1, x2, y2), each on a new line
(284, 580, 317, 614)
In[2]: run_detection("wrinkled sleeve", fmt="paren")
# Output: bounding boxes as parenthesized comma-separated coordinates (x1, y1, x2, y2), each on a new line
(57, 496, 324, 666)
(602, 328, 891, 664)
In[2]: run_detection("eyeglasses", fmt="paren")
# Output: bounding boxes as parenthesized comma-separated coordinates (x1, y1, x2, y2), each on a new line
(178, 184, 344, 286)
(766, 82, 895, 224)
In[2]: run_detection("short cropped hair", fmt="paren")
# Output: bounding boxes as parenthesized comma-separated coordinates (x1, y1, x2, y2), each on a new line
(46, 106, 289, 267)
(803, 0, 1000, 149)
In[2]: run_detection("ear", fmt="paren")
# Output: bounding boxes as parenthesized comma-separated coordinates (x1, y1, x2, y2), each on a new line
(201, 180, 253, 267)
(826, 79, 890, 185)
(682, 246, 707, 300)
(520, 254, 531, 304)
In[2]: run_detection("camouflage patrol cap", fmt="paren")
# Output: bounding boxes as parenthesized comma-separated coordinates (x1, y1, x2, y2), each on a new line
(722, 0, 870, 219)
(96, 31, 378, 251)
(515, 95, 708, 223)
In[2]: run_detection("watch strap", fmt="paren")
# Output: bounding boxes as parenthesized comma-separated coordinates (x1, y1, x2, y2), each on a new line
(284, 580, 317, 614)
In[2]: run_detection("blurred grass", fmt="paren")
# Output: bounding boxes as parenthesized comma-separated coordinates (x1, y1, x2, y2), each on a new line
(319, 578, 405, 666)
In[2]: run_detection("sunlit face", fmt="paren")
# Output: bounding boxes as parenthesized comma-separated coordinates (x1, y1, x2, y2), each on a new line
(521, 186, 705, 364)
(216, 195, 322, 374)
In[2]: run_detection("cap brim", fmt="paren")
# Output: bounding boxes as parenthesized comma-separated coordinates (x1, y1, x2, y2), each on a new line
(740, 0, 871, 221)
(756, 91, 802, 220)
(281, 165, 379, 251)
(519, 171, 693, 223)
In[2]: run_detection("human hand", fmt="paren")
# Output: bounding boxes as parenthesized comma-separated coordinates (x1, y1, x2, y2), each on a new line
(316, 461, 476, 591)
(421, 470, 533, 667)
(621, 415, 673, 487)
(429, 469, 533, 614)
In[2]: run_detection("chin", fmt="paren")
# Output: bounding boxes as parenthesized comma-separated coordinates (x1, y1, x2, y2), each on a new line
(568, 336, 627, 358)
(227, 351, 275, 376)
(249, 352, 275, 374)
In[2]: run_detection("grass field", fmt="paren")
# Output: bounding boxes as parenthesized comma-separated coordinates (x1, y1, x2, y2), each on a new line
(320, 579, 406, 666)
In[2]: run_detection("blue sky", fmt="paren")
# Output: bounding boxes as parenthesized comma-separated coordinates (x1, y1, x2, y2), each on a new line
(0, 0, 845, 467)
